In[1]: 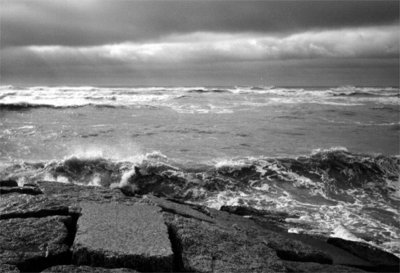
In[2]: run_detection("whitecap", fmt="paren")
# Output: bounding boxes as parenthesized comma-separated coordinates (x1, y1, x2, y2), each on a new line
(331, 225, 363, 242)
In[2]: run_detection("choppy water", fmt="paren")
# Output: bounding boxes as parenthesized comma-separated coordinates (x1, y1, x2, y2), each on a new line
(0, 85, 399, 256)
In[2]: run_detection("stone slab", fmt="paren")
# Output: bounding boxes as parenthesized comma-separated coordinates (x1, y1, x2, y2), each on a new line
(327, 237, 400, 272)
(142, 195, 214, 223)
(72, 202, 173, 272)
(42, 265, 139, 273)
(0, 194, 79, 220)
(0, 216, 71, 271)
(192, 204, 334, 265)
(36, 181, 128, 203)
(284, 233, 372, 267)
(165, 213, 286, 273)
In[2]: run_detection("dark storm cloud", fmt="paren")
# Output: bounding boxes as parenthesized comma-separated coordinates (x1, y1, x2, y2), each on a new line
(19, 25, 399, 65)
(1, 0, 398, 86)
(1, 0, 398, 48)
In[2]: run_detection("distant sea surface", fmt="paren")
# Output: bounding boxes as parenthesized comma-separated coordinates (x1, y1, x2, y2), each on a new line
(1, 85, 399, 256)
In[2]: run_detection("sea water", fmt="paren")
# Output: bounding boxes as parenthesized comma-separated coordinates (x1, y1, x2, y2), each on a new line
(0, 85, 399, 256)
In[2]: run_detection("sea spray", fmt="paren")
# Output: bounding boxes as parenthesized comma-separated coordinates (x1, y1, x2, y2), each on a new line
(0, 148, 399, 256)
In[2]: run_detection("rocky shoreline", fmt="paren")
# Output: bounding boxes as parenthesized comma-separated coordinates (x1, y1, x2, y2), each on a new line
(0, 180, 399, 273)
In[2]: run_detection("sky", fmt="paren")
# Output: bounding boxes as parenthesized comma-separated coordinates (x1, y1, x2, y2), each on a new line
(0, 0, 399, 86)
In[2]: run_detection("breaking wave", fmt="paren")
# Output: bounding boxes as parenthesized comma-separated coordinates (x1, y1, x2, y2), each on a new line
(1, 148, 399, 256)
(0, 85, 398, 111)
(0, 102, 121, 110)
(187, 88, 231, 94)
(329, 86, 399, 97)
(2, 148, 398, 201)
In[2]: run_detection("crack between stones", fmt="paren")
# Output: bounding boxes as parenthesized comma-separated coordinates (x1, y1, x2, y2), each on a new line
(166, 224, 187, 273)
(211, 256, 216, 273)
(64, 213, 80, 248)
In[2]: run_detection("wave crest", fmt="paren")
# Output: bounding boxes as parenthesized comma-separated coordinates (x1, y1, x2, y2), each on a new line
(1, 148, 399, 256)
(2, 149, 398, 197)
(1, 85, 398, 111)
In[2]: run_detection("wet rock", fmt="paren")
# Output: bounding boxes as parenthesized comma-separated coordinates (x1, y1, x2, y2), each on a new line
(72, 202, 173, 272)
(264, 234, 333, 264)
(42, 265, 139, 273)
(327, 237, 400, 272)
(220, 205, 287, 218)
(36, 181, 128, 203)
(202, 204, 269, 232)
(141, 195, 214, 223)
(283, 233, 373, 269)
(164, 213, 286, 273)
(1, 181, 398, 273)
(0, 180, 18, 187)
(119, 169, 188, 199)
(198, 205, 333, 265)
(283, 261, 366, 272)
(220, 205, 298, 231)
(0, 194, 80, 220)
(0, 216, 72, 272)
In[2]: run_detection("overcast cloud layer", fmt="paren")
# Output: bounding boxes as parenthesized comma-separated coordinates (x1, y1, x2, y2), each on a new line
(1, 0, 399, 86)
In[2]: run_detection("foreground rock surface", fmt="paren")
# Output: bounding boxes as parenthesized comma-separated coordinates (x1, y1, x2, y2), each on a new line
(0, 216, 71, 271)
(0, 181, 398, 272)
(164, 212, 286, 273)
(72, 202, 173, 272)
(36, 181, 128, 203)
(283, 261, 366, 272)
(42, 265, 139, 273)
(0, 194, 79, 220)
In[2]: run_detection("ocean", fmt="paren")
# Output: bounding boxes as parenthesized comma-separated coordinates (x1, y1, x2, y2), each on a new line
(0, 85, 399, 256)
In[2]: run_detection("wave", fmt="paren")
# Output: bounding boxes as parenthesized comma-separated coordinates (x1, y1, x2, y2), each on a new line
(1, 85, 398, 111)
(250, 86, 275, 91)
(0, 93, 183, 110)
(0, 85, 19, 90)
(0, 103, 58, 110)
(187, 88, 231, 94)
(0, 101, 233, 114)
(228, 85, 399, 97)
(320, 118, 400, 127)
(0, 102, 121, 110)
(332, 91, 399, 98)
(329, 86, 399, 98)
(1, 148, 399, 255)
(2, 148, 398, 206)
